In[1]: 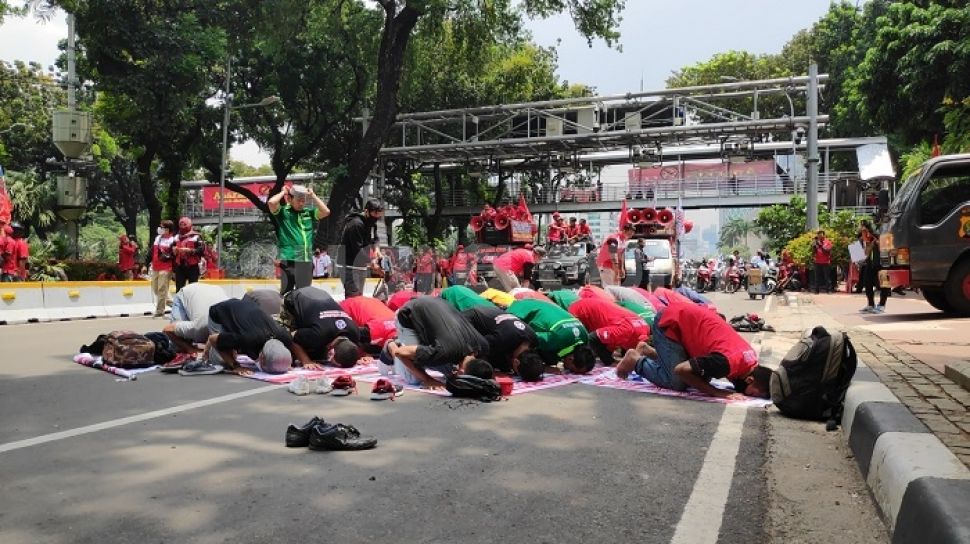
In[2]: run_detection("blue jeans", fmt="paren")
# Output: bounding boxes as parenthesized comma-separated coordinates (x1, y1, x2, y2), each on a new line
(169, 292, 189, 322)
(393, 314, 454, 386)
(634, 312, 689, 391)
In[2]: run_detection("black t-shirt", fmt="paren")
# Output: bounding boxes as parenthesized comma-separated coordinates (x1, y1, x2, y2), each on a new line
(398, 296, 489, 369)
(210, 299, 293, 359)
(283, 287, 360, 360)
(461, 305, 537, 372)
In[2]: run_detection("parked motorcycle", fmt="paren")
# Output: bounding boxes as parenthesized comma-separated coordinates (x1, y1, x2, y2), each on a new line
(696, 262, 713, 292)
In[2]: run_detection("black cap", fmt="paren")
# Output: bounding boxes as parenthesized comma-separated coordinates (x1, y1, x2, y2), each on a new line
(364, 199, 384, 212)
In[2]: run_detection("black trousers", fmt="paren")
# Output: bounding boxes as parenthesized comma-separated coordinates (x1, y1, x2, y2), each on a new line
(861, 264, 889, 307)
(174, 264, 199, 291)
(341, 265, 366, 298)
(814, 263, 832, 293)
(280, 260, 313, 295)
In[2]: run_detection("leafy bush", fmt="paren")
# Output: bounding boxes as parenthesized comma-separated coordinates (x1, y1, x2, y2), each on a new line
(61, 260, 123, 281)
(784, 226, 857, 269)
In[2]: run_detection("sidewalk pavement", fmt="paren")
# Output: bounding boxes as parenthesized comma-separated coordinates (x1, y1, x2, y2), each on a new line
(761, 292, 970, 544)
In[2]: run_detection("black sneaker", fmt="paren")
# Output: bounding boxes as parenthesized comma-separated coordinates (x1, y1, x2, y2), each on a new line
(178, 360, 224, 376)
(285, 416, 325, 448)
(308, 423, 377, 451)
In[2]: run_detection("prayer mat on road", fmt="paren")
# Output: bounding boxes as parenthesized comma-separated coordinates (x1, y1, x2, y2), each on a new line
(578, 369, 774, 408)
(73, 353, 159, 381)
(235, 356, 381, 384)
(356, 367, 606, 397)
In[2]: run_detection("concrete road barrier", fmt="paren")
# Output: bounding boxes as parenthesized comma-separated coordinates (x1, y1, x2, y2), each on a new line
(0, 283, 49, 324)
(101, 282, 153, 317)
(43, 282, 107, 321)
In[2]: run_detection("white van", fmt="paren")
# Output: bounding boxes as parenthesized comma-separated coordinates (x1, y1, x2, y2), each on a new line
(623, 238, 674, 288)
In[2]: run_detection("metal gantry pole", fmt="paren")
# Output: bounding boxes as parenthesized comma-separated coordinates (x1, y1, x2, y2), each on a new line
(66, 14, 77, 110)
(217, 55, 231, 271)
(806, 63, 820, 230)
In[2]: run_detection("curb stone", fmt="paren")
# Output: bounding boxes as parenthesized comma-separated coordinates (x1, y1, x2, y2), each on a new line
(764, 294, 970, 544)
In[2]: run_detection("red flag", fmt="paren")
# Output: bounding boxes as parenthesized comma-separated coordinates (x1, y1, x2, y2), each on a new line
(517, 193, 532, 223)
(0, 167, 11, 225)
(618, 199, 629, 231)
(931, 134, 942, 157)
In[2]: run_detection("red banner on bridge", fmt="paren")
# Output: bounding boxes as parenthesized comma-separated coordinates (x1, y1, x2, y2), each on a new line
(627, 160, 776, 187)
(201, 181, 292, 211)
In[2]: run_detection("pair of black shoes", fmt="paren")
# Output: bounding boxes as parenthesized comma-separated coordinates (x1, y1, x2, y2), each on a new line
(285, 417, 378, 450)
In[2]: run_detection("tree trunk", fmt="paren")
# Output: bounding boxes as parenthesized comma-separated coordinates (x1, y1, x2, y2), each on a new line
(321, 4, 422, 244)
(136, 149, 162, 243)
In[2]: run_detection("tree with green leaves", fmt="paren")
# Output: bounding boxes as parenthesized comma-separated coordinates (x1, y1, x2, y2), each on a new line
(718, 216, 759, 249)
(68, 0, 227, 237)
(319, 0, 626, 243)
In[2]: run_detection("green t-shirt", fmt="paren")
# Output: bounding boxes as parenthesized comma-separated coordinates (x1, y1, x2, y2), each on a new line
(508, 299, 588, 359)
(274, 204, 317, 261)
(548, 289, 580, 311)
(440, 285, 496, 312)
(616, 300, 656, 324)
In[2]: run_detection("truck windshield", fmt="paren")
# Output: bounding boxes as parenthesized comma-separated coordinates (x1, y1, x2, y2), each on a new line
(891, 167, 923, 216)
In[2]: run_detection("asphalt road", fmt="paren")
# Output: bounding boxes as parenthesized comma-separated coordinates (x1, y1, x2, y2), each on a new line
(0, 292, 886, 544)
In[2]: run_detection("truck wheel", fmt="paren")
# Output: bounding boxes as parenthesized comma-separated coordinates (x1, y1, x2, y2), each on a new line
(943, 259, 970, 316)
(921, 288, 953, 313)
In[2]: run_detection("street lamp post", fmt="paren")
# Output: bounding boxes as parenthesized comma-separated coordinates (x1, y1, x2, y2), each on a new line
(215, 57, 279, 272)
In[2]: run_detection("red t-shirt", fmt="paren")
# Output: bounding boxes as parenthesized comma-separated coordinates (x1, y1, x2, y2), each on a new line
(569, 297, 640, 331)
(450, 251, 471, 272)
(578, 223, 591, 236)
(596, 234, 625, 269)
(340, 296, 397, 346)
(437, 258, 451, 275)
(568, 297, 649, 351)
(578, 285, 616, 303)
(814, 238, 833, 265)
(118, 242, 137, 272)
(0, 236, 17, 275)
(658, 303, 758, 380)
(416, 254, 435, 274)
(493, 248, 535, 275)
(387, 289, 419, 311)
(16, 238, 29, 278)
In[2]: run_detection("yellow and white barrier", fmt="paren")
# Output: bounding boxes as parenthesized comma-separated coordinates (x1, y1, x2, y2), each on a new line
(43, 282, 107, 320)
(312, 278, 345, 300)
(0, 283, 49, 324)
(0, 277, 384, 325)
(102, 281, 154, 317)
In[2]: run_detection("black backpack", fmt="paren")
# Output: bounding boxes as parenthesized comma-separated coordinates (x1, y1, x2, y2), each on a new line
(446, 375, 502, 403)
(769, 326, 857, 430)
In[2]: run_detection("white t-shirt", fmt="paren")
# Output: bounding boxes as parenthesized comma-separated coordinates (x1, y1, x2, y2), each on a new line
(314, 254, 331, 276)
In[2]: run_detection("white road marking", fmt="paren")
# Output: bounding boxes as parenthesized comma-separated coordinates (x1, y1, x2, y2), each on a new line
(670, 405, 748, 544)
(0, 384, 281, 454)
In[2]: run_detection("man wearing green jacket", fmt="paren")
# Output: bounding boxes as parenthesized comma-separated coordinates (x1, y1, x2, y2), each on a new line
(440, 285, 496, 312)
(269, 184, 330, 294)
(507, 298, 596, 374)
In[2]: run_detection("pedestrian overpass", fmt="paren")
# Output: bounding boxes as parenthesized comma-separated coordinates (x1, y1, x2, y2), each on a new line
(184, 71, 889, 227)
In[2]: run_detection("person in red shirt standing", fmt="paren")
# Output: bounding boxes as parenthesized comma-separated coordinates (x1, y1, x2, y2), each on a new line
(812, 229, 833, 294)
(0, 222, 17, 282)
(340, 295, 398, 355)
(615, 300, 771, 400)
(568, 296, 650, 365)
(9, 222, 29, 280)
(415, 247, 435, 294)
(493, 246, 546, 291)
(150, 220, 176, 316)
(118, 233, 139, 280)
(596, 223, 633, 286)
(449, 244, 472, 285)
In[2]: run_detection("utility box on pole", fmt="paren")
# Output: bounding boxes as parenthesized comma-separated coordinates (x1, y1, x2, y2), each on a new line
(56, 174, 87, 221)
(52, 110, 92, 160)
